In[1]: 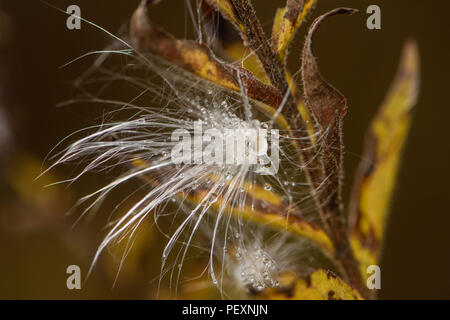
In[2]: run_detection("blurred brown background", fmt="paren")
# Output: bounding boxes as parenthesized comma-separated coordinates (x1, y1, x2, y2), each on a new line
(0, 0, 448, 299)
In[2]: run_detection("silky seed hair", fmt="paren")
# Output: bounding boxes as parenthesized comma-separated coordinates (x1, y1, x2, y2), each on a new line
(45, 1, 330, 297)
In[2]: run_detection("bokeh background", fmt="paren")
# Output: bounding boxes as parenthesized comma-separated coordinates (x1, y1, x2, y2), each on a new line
(0, 0, 448, 299)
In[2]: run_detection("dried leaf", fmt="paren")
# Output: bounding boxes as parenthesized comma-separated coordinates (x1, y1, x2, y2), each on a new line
(272, 0, 317, 62)
(301, 8, 357, 214)
(130, 0, 283, 108)
(191, 189, 335, 256)
(259, 269, 362, 300)
(132, 159, 335, 257)
(301, 8, 367, 296)
(349, 40, 420, 276)
(302, 8, 357, 129)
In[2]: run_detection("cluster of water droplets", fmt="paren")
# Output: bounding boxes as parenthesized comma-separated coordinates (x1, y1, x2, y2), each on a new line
(182, 93, 276, 188)
(234, 245, 281, 292)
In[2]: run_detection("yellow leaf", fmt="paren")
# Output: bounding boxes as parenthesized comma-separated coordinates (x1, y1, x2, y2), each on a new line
(273, 0, 317, 62)
(205, 0, 247, 39)
(260, 270, 362, 300)
(223, 41, 270, 84)
(285, 71, 316, 142)
(349, 40, 420, 278)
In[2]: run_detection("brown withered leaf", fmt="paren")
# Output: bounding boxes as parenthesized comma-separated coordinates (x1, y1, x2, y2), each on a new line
(130, 0, 283, 108)
(300, 9, 368, 296)
(301, 8, 358, 210)
(302, 8, 357, 129)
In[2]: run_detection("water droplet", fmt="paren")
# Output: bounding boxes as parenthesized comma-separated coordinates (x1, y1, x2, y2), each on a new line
(264, 183, 272, 191)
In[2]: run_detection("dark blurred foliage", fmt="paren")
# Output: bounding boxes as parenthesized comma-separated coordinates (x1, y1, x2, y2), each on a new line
(0, 0, 448, 299)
